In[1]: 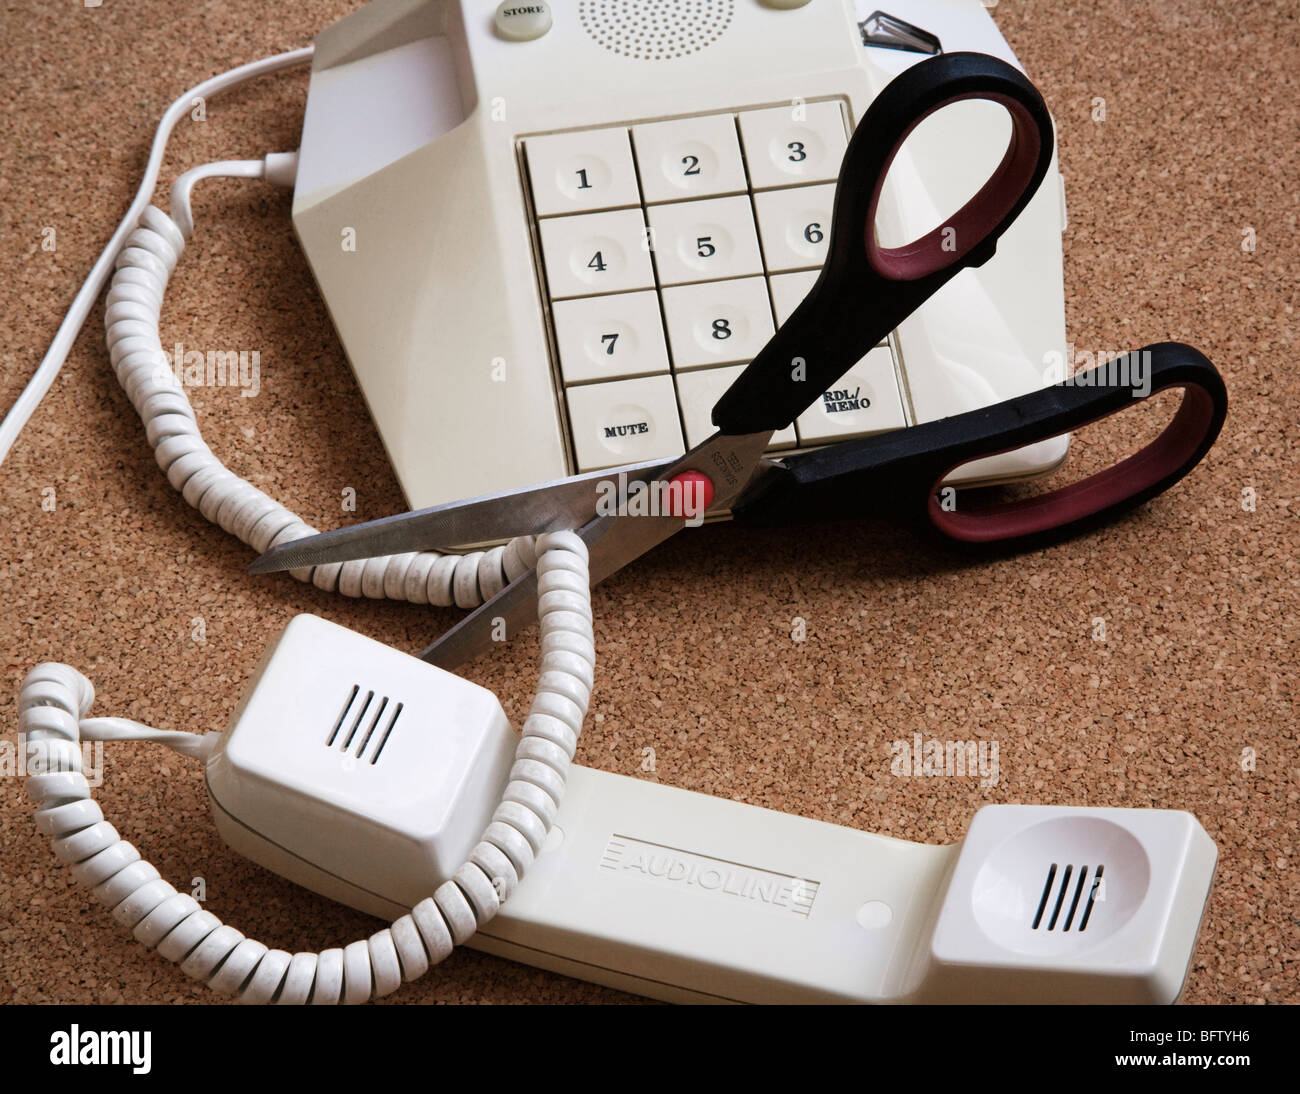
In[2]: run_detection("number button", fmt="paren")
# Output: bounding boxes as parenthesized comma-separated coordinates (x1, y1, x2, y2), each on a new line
(630, 114, 747, 203)
(737, 102, 849, 189)
(768, 270, 819, 327)
(660, 277, 774, 370)
(676, 366, 797, 450)
(565, 375, 685, 471)
(794, 346, 907, 443)
(753, 184, 835, 272)
(646, 196, 764, 285)
(525, 128, 641, 216)
(538, 210, 655, 298)
(552, 290, 670, 383)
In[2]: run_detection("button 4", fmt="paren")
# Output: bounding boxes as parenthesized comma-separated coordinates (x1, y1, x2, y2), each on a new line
(539, 209, 655, 298)
(565, 375, 685, 471)
(526, 127, 641, 216)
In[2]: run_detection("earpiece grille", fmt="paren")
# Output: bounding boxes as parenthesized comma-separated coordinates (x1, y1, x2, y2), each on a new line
(578, 0, 735, 61)
(1032, 863, 1105, 932)
(326, 684, 404, 765)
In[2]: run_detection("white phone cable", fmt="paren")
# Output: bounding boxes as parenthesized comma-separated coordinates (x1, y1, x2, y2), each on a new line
(17, 47, 598, 1001)
(7, 43, 536, 608)
(22, 530, 595, 1004)
(0, 46, 312, 465)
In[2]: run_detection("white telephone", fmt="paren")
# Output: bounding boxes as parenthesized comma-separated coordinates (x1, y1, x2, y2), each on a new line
(11, 0, 1218, 1007)
(292, 0, 1070, 509)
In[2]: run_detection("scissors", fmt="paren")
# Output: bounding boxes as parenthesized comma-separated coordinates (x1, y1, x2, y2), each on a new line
(250, 52, 1227, 668)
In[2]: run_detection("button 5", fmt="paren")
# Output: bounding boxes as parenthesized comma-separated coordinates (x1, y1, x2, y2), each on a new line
(631, 114, 747, 203)
(753, 184, 835, 272)
(646, 196, 764, 285)
(565, 375, 685, 471)
(660, 276, 774, 370)
(526, 127, 641, 216)
(552, 290, 670, 384)
(539, 209, 655, 298)
(738, 101, 849, 189)
(795, 346, 908, 443)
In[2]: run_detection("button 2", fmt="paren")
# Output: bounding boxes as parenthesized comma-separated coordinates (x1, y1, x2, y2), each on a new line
(631, 114, 747, 204)
(565, 375, 685, 471)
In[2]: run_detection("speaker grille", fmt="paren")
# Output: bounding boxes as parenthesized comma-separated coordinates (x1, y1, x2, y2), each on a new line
(1031, 863, 1104, 932)
(326, 683, 404, 766)
(579, 0, 735, 61)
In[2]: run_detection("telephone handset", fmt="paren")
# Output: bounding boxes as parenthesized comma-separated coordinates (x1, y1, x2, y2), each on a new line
(292, 0, 1071, 511)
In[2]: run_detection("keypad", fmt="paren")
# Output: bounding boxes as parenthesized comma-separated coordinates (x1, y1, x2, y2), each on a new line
(525, 102, 908, 473)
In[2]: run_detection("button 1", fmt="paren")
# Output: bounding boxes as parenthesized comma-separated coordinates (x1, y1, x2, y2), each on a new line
(753, 183, 835, 272)
(676, 366, 797, 450)
(525, 127, 640, 216)
(660, 276, 774, 370)
(552, 290, 670, 384)
(495, 2, 553, 42)
(646, 195, 764, 285)
(767, 270, 818, 327)
(565, 375, 685, 471)
(538, 209, 655, 298)
(737, 101, 849, 190)
(631, 113, 747, 203)
(795, 346, 907, 443)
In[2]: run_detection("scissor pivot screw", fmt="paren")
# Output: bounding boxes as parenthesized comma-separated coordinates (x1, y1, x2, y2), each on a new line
(664, 471, 714, 519)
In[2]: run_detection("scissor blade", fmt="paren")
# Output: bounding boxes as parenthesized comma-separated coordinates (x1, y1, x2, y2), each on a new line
(420, 508, 685, 669)
(421, 430, 773, 669)
(247, 457, 676, 574)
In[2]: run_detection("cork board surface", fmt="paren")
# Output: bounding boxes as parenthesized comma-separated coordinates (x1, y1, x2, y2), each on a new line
(0, 1, 1295, 1005)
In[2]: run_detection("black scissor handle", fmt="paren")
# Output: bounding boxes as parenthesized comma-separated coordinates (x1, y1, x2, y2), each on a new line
(712, 51, 1055, 436)
(733, 343, 1228, 548)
